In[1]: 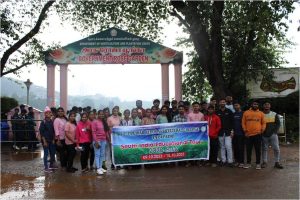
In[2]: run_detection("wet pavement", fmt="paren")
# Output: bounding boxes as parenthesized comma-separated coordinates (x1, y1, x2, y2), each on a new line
(1, 143, 299, 199)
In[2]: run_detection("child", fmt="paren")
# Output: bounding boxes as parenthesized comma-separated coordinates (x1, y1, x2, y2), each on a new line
(65, 111, 77, 173)
(120, 109, 133, 126)
(39, 107, 56, 173)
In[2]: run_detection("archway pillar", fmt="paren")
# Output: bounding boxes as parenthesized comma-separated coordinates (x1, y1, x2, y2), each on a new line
(60, 64, 68, 111)
(47, 64, 56, 107)
(161, 63, 170, 102)
(174, 63, 183, 101)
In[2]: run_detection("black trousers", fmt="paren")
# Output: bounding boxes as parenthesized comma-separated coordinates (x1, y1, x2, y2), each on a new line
(80, 142, 91, 170)
(233, 135, 245, 164)
(57, 139, 67, 167)
(209, 138, 219, 164)
(90, 145, 95, 167)
(66, 144, 76, 170)
(246, 134, 262, 164)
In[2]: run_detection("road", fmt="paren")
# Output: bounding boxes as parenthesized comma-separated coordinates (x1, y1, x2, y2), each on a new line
(1, 143, 299, 199)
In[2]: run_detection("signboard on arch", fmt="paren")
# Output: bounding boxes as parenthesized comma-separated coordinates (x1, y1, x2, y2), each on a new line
(45, 27, 183, 65)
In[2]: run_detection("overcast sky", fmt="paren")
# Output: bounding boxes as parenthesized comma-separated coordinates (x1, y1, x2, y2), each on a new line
(5, 4, 300, 102)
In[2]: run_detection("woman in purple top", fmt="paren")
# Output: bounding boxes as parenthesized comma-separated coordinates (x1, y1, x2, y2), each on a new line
(92, 110, 110, 175)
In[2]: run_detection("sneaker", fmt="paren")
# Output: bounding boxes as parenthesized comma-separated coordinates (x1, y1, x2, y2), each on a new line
(72, 167, 78, 171)
(44, 168, 53, 173)
(261, 162, 267, 168)
(274, 162, 284, 169)
(238, 163, 244, 168)
(100, 168, 107, 173)
(13, 145, 20, 150)
(82, 168, 89, 173)
(256, 164, 261, 170)
(227, 163, 234, 168)
(211, 163, 217, 168)
(243, 164, 251, 169)
(49, 163, 58, 169)
(97, 168, 104, 175)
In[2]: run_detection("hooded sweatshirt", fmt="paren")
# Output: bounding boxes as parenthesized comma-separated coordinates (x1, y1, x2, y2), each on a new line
(242, 108, 266, 137)
(204, 114, 221, 139)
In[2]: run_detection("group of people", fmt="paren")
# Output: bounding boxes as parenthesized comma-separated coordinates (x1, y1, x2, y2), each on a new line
(38, 96, 284, 175)
(10, 105, 38, 151)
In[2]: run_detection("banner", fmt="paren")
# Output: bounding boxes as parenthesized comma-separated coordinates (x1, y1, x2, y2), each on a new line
(45, 27, 183, 65)
(247, 68, 299, 98)
(111, 122, 209, 166)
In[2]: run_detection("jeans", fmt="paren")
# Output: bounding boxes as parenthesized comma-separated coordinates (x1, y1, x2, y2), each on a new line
(218, 134, 233, 163)
(246, 134, 262, 164)
(262, 134, 280, 163)
(93, 141, 107, 169)
(233, 135, 245, 164)
(43, 142, 56, 169)
(66, 144, 76, 170)
(80, 142, 91, 170)
(209, 138, 219, 164)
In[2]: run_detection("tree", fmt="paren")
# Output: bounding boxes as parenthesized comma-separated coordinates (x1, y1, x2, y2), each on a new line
(1, 96, 19, 113)
(1, 0, 56, 76)
(170, 1, 295, 100)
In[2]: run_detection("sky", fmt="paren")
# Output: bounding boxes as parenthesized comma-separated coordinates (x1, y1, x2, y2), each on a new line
(5, 3, 300, 102)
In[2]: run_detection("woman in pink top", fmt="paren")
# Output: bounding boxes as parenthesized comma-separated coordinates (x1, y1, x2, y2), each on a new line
(142, 109, 155, 125)
(88, 112, 95, 170)
(76, 112, 92, 172)
(92, 110, 110, 175)
(107, 107, 121, 170)
(65, 111, 77, 173)
(54, 107, 68, 168)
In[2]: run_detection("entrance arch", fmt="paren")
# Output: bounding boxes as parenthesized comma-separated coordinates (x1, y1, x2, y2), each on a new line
(44, 27, 183, 110)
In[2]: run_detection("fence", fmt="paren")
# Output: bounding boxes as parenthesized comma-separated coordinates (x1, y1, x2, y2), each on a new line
(1, 119, 42, 150)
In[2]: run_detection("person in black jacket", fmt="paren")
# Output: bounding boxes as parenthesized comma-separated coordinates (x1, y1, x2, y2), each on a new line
(39, 107, 56, 173)
(216, 99, 234, 167)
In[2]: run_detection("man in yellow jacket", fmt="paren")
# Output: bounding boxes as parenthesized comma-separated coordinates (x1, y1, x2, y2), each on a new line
(242, 100, 266, 170)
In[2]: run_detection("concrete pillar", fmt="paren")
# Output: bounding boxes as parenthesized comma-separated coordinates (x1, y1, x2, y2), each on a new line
(60, 64, 68, 111)
(161, 63, 169, 102)
(174, 63, 183, 101)
(47, 64, 56, 107)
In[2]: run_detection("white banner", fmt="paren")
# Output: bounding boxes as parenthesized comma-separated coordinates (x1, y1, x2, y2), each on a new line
(247, 67, 300, 98)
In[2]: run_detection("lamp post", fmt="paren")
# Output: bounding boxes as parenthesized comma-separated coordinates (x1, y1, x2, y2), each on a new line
(24, 79, 32, 105)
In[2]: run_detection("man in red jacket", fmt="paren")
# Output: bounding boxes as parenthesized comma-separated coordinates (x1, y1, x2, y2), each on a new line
(205, 105, 222, 167)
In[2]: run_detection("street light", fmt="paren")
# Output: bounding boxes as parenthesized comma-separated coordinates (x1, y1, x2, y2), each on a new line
(24, 79, 32, 105)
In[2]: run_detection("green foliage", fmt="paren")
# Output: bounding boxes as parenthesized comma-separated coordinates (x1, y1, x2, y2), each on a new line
(182, 52, 212, 102)
(1, 96, 19, 114)
(55, 0, 170, 43)
(176, 1, 295, 100)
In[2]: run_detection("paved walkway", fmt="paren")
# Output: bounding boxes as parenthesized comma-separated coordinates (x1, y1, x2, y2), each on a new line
(1, 143, 299, 199)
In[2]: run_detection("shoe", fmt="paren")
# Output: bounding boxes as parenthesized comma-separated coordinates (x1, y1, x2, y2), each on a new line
(219, 162, 226, 167)
(102, 161, 107, 170)
(97, 168, 104, 175)
(238, 163, 244, 168)
(44, 168, 53, 173)
(256, 164, 261, 170)
(111, 164, 115, 170)
(49, 163, 58, 169)
(211, 163, 217, 168)
(185, 162, 191, 167)
(66, 168, 76, 173)
(243, 164, 251, 169)
(274, 162, 284, 169)
(72, 167, 78, 171)
(100, 168, 107, 173)
(82, 168, 89, 173)
(261, 162, 267, 168)
(227, 163, 234, 168)
(234, 162, 240, 167)
(13, 145, 20, 150)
